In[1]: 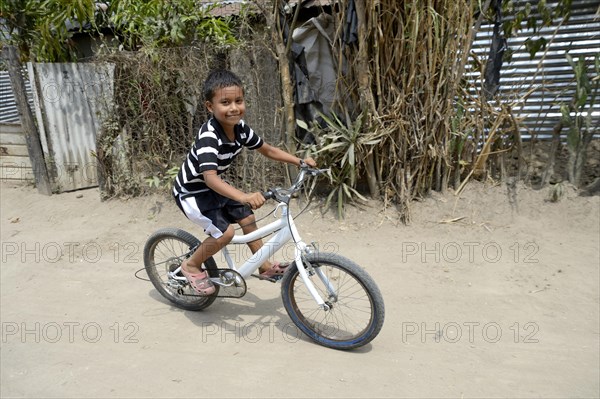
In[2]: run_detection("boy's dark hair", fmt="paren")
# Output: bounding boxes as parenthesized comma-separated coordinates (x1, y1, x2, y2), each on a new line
(203, 70, 244, 102)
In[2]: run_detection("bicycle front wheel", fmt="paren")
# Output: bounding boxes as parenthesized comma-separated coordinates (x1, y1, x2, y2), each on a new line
(281, 252, 385, 350)
(144, 228, 219, 311)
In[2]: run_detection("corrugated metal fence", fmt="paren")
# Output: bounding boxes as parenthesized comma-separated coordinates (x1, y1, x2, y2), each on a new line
(0, 70, 32, 124)
(0, 70, 34, 180)
(0, 63, 114, 191)
(468, 0, 600, 140)
(28, 63, 114, 192)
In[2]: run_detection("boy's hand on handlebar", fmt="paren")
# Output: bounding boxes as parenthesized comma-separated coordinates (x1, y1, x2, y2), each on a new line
(301, 157, 317, 168)
(243, 192, 266, 210)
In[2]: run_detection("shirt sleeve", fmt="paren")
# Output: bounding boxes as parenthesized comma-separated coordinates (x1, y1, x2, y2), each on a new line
(195, 128, 220, 174)
(239, 121, 263, 149)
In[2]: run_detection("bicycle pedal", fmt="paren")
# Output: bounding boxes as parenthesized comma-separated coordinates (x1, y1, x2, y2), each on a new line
(251, 273, 279, 283)
(209, 269, 247, 298)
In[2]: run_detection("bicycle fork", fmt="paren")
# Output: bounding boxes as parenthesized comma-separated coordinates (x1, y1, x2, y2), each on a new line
(288, 217, 334, 311)
(294, 250, 335, 311)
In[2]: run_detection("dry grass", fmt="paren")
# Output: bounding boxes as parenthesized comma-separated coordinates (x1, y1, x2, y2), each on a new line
(319, 0, 521, 221)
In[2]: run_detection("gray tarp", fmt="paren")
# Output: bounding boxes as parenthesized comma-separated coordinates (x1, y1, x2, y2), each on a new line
(292, 13, 337, 119)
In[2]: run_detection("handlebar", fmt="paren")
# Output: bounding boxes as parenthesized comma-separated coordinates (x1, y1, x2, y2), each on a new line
(262, 165, 329, 202)
(262, 189, 275, 200)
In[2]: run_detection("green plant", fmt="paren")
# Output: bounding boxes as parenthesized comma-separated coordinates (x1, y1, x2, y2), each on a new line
(1, 0, 98, 61)
(561, 53, 599, 187)
(145, 166, 180, 191)
(302, 113, 383, 218)
(109, 0, 237, 51)
(1, 0, 237, 62)
(501, 0, 572, 59)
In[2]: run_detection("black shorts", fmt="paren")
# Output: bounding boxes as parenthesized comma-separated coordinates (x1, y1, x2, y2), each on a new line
(174, 191, 253, 238)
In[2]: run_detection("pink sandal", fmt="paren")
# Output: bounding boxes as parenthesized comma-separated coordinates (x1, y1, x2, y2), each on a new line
(181, 263, 216, 296)
(259, 262, 290, 279)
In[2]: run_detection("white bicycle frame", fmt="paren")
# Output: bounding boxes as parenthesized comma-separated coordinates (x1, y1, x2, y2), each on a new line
(229, 202, 329, 308)
(172, 197, 330, 308)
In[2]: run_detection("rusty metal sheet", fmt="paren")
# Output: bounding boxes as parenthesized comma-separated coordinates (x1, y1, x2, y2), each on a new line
(28, 62, 114, 192)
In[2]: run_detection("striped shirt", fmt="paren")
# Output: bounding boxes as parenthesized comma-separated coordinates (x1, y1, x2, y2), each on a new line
(173, 118, 263, 198)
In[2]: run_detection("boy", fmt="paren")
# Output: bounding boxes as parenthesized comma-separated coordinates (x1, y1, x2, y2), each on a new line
(173, 70, 316, 295)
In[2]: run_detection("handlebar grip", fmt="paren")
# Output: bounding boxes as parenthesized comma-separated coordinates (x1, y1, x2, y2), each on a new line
(262, 190, 275, 200)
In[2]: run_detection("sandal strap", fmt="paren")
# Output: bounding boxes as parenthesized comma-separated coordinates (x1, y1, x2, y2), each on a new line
(260, 262, 290, 277)
(182, 266, 215, 295)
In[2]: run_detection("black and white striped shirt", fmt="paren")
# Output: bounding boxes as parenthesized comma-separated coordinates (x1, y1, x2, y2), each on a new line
(173, 118, 263, 198)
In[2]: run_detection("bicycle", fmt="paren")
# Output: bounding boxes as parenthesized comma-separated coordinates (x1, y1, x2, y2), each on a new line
(143, 165, 385, 350)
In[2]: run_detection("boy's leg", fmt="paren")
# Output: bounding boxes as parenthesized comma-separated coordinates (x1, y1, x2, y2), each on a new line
(237, 214, 272, 274)
(175, 194, 235, 274)
(182, 225, 235, 274)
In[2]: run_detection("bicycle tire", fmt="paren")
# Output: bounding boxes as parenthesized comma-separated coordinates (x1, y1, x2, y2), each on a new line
(144, 227, 219, 311)
(280, 252, 385, 350)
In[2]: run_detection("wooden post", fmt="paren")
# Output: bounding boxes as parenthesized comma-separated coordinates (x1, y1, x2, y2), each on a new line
(2, 46, 52, 195)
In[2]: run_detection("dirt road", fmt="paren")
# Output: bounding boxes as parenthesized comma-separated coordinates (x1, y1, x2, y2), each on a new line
(1, 180, 598, 398)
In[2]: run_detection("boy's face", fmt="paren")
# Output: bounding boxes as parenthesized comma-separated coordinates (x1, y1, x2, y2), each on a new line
(206, 85, 245, 132)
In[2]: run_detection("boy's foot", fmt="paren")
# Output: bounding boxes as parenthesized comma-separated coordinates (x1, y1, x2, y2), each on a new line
(259, 262, 290, 279)
(181, 262, 216, 296)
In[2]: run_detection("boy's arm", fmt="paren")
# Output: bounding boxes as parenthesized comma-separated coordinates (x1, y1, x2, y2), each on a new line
(203, 170, 265, 209)
(257, 143, 316, 167)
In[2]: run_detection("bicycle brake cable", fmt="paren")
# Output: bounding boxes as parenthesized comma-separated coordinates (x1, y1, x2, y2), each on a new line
(134, 267, 150, 281)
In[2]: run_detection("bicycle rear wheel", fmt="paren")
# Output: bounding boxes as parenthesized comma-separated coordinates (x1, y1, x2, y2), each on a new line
(281, 252, 385, 350)
(144, 228, 219, 311)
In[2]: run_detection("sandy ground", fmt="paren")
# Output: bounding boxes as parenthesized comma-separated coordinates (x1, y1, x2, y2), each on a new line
(1, 179, 599, 398)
